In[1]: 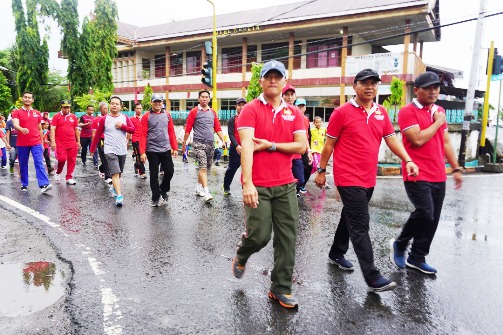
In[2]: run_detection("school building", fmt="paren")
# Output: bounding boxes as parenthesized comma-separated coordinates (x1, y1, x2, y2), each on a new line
(111, 0, 458, 122)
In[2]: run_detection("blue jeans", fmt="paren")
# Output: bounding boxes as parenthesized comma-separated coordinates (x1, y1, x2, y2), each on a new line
(17, 145, 50, 187)
(0, 147, 6, 167)
(9, 147, 17, 168)
(223, 145, 241, 191)
(291, 159, 304, 191)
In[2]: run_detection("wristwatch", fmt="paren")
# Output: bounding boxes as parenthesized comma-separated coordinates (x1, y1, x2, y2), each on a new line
(267, 142, 276, 152)
(317, 167, 326, 173)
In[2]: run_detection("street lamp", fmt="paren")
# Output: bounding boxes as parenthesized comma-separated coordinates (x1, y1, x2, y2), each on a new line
(207, 0, 218, 112)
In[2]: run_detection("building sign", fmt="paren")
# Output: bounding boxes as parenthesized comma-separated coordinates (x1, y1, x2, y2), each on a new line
(217, 25, 261, 36)
(346, 53, 403, 76)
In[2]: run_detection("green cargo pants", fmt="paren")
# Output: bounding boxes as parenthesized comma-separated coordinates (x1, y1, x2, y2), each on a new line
(236, 182, 299, 294)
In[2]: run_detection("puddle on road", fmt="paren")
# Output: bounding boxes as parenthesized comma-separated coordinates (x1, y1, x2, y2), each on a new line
(0, 261, 66, 317)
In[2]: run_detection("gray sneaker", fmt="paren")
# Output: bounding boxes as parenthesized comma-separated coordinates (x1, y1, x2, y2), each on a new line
(231, 258, 245, 278)
(40, 184, 53, 194)
(268, 290, 299, 309)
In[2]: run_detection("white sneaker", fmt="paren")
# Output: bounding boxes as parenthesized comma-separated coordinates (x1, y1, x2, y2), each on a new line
(66, 178, 76, 185)
(99, 172, 105, 178)
(55, 174, 61, 182)
(195, 186, 205, 197)
(204, 192, 213, 202)
(105, 178, 112, 184)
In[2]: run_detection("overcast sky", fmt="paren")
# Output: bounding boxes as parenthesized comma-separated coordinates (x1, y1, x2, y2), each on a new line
(1, 0, 502, 103)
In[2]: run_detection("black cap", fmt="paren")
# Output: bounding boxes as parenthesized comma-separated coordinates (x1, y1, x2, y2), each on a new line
(354, 68, 381, 83)
(414, 72, 441, 88)
(236, 97, 246, 105)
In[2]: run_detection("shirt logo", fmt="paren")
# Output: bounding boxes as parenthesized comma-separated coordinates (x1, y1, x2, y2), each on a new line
(374, 115, 385, 120)
(283, 108, 292, 115)
(282, 115, 295, 121)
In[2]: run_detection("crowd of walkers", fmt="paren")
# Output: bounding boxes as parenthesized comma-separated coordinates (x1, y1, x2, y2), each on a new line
(2, 60, 463, 309)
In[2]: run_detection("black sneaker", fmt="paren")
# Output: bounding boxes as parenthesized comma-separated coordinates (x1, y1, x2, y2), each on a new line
(268, 290, 299, 309)
(151, 200, 159, 207)
(20, 186, 28, 192)
(328, 256, 354, 271)
(367, 276, 397, 293)
(223, 189, 231, 196)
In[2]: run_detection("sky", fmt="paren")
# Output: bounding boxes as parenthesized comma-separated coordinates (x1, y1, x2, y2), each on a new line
(1, 0, 502, 106)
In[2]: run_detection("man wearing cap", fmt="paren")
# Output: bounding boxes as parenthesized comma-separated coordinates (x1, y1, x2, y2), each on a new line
(223, 97, 246, 196)
(315, 68, 418, 292)
(130, 102, 146, 179)
(79, 105, 99, 168)
(91, 96, 135, 206)
(389, 71, 463, 275)
(139, 94, 178, 207)
(182, 89, 225, 202)
(231, 60, 307, 309)
(11, 91, 52, 193)
(50, 100, 80, 185)
(282, 85, 312, 196)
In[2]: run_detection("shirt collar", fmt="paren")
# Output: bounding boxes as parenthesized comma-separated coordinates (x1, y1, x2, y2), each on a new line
(258, 94, 287, 111)
(349, 97, 379, 114)
(198, 104, 210, 111)
(412, 98, 424, 109)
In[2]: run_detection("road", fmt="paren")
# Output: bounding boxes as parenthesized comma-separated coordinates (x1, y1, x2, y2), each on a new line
(1, 156, 502, 334)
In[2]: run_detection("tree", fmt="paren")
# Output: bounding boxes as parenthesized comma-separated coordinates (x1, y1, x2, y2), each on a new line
(11, 0, 50, 100)
(477, 103, 494, 123)
(74, 89, 112, 111)
(382, 76, 405, 122)
(0, 72, 12, 117)
(36, 71, 69, 112)
(246, 62, 263, 102)
(141, 83, 153, 111)
(0, 49, 17, 102)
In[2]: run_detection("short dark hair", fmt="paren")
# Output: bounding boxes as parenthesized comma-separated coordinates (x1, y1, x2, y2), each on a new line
(198, 90, 211, 98)
(23, 91, 34, 98)
(133, 102, 142, 109)
(86, 105, 94, 109)
(110, 96, 122, 103)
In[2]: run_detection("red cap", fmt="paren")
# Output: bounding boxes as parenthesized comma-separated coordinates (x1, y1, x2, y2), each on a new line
(282, 84, 296, 95)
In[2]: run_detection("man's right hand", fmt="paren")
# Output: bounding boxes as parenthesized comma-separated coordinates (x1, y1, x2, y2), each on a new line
(20, 128, 29, 134)
(434, 111, 446, 125)
(242, 182, 259, 208)
(315, 172, 326, 188)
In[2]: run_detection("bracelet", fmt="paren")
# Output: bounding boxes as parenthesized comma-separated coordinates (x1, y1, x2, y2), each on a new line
(452, 168, 462, 173)
(405, 160, 413, 164)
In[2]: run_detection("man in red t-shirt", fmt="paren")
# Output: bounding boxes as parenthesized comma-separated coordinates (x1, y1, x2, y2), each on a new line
(78, 104, 98, 168)
(11, 91, 52, 193)
(92, 101, 112, 182)
(231, 60, 306, 309)
(130, 102, 146, 178)
(50, 100, 80, 185)
(315, 69, 418, 293)
(390, 72, 463, 275)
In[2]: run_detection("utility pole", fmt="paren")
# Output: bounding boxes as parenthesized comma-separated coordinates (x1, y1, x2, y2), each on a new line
(207, 0, 218, 112)
(458, 0, 487, 167)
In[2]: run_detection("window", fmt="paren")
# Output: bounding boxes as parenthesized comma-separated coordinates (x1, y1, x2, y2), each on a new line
(186, 99, 199, 110)
(306, 38, 351, 69)
(169, 99, 180, 111)
(154, 55, 166, 78)
(262, 42, 288, 68)
(246, 45, 257, 71)
(220, 99, 235, 111)
(186, 51, 201, 75)
(222, 47, 242, 74)
(142, 58, 150, 79)
(170, 53, 183, 76)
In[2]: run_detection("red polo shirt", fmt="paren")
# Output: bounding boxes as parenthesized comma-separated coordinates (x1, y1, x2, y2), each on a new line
(92, 116, 105, 139)
(327, 98, 395, 188)
(398, 99, 447, 182)
(51, 112, 79, 149)
(238, 96, 305, 187)
(79, 114, 95, 138)
(130, 114, 142, 142)
(12, 108, 42, 146)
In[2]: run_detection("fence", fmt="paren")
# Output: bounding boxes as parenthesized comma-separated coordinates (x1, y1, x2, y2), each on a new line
(387, 108, 479, 124)
(71, 110, 237, 121)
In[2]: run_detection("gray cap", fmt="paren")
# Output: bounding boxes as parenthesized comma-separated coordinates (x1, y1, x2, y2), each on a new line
(414, 72, 441, 88)
(236, 97, 247, 105)
(151, 93, 164, 101)
(260, 60, 286, 78)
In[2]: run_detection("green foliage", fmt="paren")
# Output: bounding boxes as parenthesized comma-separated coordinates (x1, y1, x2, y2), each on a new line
(382, 76, 405, 119)
(12, 0, 50, 100)
(37, 71, 69, 112)
(0, 49, 17, 102)
(246, 62, 263, 101)
(74, 89, 112, 111)
(477, 103, 494, 122)
(141, 84, 153, 111)
(0, 72, 13, 116)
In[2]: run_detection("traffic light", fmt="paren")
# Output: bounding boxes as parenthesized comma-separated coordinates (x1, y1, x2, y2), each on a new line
(201, 60, 212, 87)
(493, 52, 503, 75)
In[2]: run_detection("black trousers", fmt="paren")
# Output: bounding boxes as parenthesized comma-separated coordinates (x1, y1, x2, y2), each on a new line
(329, 186, 380, 283)
(301, 152, 312, 188)
(131, 141, 145, 175)
(146, 151, 174, 201)
(97, 140, 111, 179)
(43, 148, 51, 169)
(80, 137, 98, 166)
(396, 181, 446, 263)
(223, 144, 241, 191)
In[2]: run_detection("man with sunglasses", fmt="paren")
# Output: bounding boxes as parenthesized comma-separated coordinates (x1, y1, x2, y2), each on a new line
(390, 72, 463, 275)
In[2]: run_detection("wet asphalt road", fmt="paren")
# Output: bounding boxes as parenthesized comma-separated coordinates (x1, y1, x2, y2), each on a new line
(0, 156, 502, 335)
